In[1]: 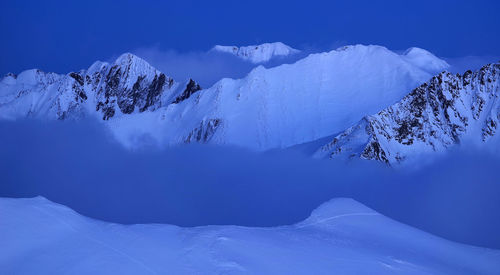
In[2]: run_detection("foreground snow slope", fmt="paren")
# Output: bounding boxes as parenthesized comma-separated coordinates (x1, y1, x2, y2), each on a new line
(0, 44, 448, 149)
(1, 197, 498, 274)
(315, 62, 500, 165)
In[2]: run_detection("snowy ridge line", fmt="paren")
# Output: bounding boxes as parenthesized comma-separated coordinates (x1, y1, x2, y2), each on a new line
(1, 44, 451, 151)
(315, 62, 500, 165)
(211, 42, 300, 63)
(295, 212, 382, 228)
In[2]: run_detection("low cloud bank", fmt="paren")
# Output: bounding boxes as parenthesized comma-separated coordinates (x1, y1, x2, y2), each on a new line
(127, 46, 309, 87)
(0, 120, 499, 249)
(114, 44, 499, 88)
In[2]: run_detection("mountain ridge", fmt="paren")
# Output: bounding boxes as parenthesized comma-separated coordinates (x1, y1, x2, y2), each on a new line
(211, 42, 300, 63)
(314, 62, 500, 165)
(1, 44, 458, 156)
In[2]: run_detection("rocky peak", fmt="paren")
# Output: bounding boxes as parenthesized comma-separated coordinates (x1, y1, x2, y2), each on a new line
(315, 62, 500, 165)
(94, 53, 175, 119)
(402, 47, 450, 73)
(105, 53, 161, 89)
(0, 52, 189, 121)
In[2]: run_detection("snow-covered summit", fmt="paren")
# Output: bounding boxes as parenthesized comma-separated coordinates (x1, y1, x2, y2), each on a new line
(211, 42, 300, 63)
(403, 47, 450, 73)
(178, 44, 447, 149)
(315, 62, 500, 165)
(0, 53, 204, 121)
(111, 53, 160, 88)
(298, 198, 379, 228)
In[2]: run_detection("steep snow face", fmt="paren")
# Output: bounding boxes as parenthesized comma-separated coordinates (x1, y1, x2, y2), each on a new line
(211, 42, 300, 63)
(157, 44, 447, 149)
(1, 196, 499, 274)
(0, 69, 86, 120)
(315, 63, 500, 165)
(0, 45, 449, 149)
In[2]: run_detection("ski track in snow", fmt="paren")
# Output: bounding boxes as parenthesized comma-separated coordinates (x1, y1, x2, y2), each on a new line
(296, 212, 382, 228)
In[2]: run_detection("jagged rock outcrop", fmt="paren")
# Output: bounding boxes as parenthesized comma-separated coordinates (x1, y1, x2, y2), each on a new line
(0, 53, 193, 121)
(315, 62, 500, 165)
(173, 79, 202, 104)
(184, 118, 221, 143)
(88, 53, 176, 119)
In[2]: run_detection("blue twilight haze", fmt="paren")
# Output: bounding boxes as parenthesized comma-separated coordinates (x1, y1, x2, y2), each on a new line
(1, 1, 500, 273)
(1, 120, 500, 249)
(1, 0, 499, 75)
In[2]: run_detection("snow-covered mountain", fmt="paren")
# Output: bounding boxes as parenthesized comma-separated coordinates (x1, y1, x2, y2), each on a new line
(211, 42, 300, 63)
(0, 44, 449, 149)
(402, 47, 450, 74)
(0, 53, 201, 121)
(1, 196, 499, 274)
(315, 62, 500, 165)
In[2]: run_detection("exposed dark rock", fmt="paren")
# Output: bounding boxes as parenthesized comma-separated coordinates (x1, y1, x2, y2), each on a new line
(318, 62, 500, 165)
(173, 79, 202, 104)
(140, 73, 168, 112)
(69, 72, 84, 86)
(482, 118, 497, 141)
(94, 60, 173, 118)
(78, 91, 87, 100)
(395, 120, 414, 145)
(361, 140, 388, 163)
(184, 119, 221, 143)
(4, 73, 17, 79)
(102, 106, 115, 120)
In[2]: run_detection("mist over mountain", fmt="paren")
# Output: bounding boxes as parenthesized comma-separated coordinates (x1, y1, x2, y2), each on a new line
(2, 0, 500, 273)
(1, 119, 500, 250)
(2, 43, 498, 166)
(1, 44, 454, 152)
(129, 43, 309, 87)
(1, 39, 499, 274)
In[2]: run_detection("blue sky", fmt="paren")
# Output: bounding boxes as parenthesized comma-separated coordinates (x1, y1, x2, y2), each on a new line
(1, 0, 499, 75)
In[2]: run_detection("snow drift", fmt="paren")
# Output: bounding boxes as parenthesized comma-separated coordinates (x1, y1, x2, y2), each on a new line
(1, 196, 499, 275)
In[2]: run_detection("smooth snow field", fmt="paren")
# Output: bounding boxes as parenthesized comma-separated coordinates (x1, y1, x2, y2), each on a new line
(1, 196, 499, 275)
